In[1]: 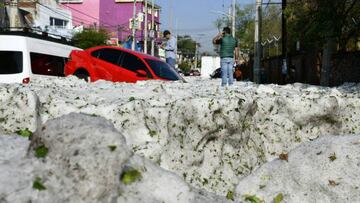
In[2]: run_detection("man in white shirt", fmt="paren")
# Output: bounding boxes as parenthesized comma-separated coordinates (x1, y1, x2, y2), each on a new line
(162, 30, 177, 68)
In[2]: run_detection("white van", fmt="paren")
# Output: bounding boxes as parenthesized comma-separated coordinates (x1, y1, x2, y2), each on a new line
(0, 32, 81, 84)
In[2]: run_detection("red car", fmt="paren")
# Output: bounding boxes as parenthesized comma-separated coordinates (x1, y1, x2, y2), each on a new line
(65, 46, 182, 83)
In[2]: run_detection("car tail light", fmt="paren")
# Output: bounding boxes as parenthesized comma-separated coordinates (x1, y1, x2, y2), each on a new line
(22, 78, 30, 84)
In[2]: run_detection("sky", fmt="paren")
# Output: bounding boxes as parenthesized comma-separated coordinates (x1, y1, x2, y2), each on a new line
(155, 0, 255, 52)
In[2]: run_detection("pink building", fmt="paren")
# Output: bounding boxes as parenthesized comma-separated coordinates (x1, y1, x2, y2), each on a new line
(59, 0, 161, 43)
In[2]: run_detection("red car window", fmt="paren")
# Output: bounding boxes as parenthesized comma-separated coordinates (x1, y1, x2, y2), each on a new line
(119, 52, 152, 78)
(145, 59, 182, 81)
(95, 48, 122, 66)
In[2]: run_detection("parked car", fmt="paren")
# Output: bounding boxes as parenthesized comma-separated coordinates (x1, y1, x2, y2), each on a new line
(210, 67, 243, 81)
(65, 46, 182, 83)
(210, 68, 222, 79)
(184, 69, 201, 77)
(0, 31, 81, 84)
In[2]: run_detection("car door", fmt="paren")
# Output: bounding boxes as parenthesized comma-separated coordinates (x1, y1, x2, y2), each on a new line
(118, 51, 153, 83)
(90, 48, 125, 82)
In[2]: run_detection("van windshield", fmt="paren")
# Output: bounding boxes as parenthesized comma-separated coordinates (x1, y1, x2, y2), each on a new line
(0, 51, 23, 74)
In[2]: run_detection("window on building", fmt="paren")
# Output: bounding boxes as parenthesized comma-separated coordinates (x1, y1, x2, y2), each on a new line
(0, 51, 23, 74)
(50, 17, 68, 29)
(30, 53, 67, 76)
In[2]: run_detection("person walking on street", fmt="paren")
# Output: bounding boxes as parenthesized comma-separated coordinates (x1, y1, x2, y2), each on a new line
(123, 35, 133, 50)
(124, 35, 140, 51)
(162, 30, 177, 68)
(213, 27, 239, 86)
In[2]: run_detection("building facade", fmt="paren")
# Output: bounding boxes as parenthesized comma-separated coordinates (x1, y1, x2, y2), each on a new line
(1, 0, 74, 38)
(60, 0, 161, 44)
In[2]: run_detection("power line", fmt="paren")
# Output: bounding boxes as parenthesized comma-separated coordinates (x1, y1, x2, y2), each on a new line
(36, 2, 93, 25)
(61, 3, 113, 27)
(36, 2, 131, 30)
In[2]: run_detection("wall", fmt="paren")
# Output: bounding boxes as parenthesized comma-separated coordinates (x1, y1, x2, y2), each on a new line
(36, 4, 73, 29)
(100, 0, 160, 42)
(331, 51, 360, 86)
(99, 0, 135, 41)
(60, 0, 100, 27)
(201, 56, 220, 78)
(259, 51, 360, 86)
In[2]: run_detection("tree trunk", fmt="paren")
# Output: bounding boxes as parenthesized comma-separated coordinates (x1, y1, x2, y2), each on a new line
(0, 0, 9, 28)
(320, 37, 336, 86)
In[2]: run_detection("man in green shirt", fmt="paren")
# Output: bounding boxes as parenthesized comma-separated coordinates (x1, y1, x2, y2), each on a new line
(213, 27, 239, 86)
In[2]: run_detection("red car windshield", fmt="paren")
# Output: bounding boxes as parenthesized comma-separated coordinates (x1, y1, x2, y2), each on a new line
(145, 59, 181, 81)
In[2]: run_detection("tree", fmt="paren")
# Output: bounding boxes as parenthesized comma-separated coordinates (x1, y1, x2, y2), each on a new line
(72, 28, 109, 49)
(214, 4, 281, 56)
(286, 0, 360, 85)
(177, 35, 197, 58)
(234, 4, 256, 52)
(213, 18, 224, 32)
(0, 0, 9, 29)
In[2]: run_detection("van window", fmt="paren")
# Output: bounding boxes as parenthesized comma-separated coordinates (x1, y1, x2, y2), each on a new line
(0, 51, 23, 74)
(30, 53, 67, 76)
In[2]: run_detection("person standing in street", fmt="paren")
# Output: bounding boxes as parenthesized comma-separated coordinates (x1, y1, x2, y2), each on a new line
(213, 27, 239, 86)
(162, 30, 177, 68)
(123, 35, 133, 50)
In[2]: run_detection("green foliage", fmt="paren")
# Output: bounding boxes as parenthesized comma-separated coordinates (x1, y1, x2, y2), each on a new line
(234, 4, 256, 52)
(244, 195, 262, 203)
(33, 177, 46, 191)
(286, 0, 360, 52)
(148, 130, 157, 137)
(329, 153, 337, 162)
(72, 28, 109, 49)
(214, 18, 225, 32)
(120, 169, 142, 185)
(16, 129, 32, 138)
(178, 61, 191, 73)
(35, 145, 49, 158)
(128, 97, 135, 102)
(226, 190, 235, 201)
(274, 193, 284, 203)
(177, 35, 197, 57)
(108, 145, 117, 152)
(214, 4, 281, 56)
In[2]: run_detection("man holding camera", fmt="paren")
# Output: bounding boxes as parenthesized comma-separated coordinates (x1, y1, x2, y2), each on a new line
(213, 27, 239, 86)
(162, 30, 177, 68)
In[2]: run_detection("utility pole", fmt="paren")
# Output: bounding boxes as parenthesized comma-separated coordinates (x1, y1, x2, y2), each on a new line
(232, 0, 236, 37)
(253, 0, 262, 83)
(150, 0, 155, 56)
(194, 43, 198, 69)
(175, 18, 178, 55)
(144, 0, 148, 54)
(8, 0, 21, 31)
(169, 0, 173, 31)
(281, 0, 287, 81)
(131, 0, 137, 50)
